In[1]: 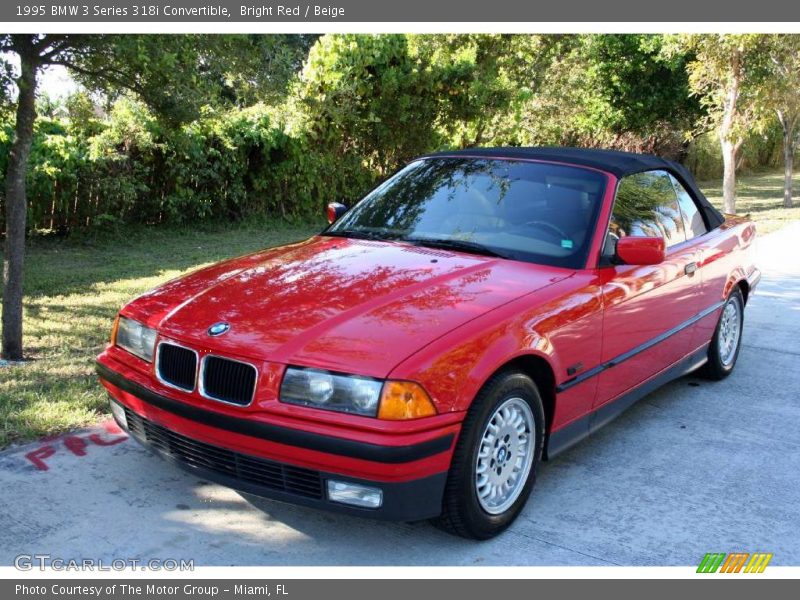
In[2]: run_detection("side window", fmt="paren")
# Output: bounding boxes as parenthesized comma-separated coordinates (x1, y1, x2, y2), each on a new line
(607, 170, 687, 253)
(669, 174, 708, 240)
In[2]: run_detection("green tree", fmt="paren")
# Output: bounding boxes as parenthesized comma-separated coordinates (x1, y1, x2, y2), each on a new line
(505, 35, 698, 154)
(296, 35, 443, 176)
(668, 34, 770, 214)
(765, 35, 800, 208)
(579, 35, 699, 137)
(0, 34, 305, 359)
(409, 34, 559, 148)
(296, 34, 532, 176)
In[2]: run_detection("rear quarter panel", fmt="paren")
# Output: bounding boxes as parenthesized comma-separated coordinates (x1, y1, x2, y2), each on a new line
(691, 216, 758, 349)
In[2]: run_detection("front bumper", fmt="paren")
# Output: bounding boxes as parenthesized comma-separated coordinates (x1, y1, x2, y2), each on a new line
(98, 362, 450, 521)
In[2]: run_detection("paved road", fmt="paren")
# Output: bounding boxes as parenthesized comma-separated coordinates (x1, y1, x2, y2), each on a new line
(1, 224, 798, 566)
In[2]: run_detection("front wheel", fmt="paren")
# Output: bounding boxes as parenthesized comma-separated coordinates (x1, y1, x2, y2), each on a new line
(700, 287, 745, 380)
(432, 371, 544, 540)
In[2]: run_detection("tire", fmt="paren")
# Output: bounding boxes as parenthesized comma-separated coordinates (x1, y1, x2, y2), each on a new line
(700, 287, 745, 381)
(432, 371, 545, 540)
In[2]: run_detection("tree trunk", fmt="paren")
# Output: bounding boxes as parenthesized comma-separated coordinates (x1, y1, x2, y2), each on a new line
(2, 38, 38, 360)
(718, 50, 741, 216)
(721, 139, 738, 215)
(778, 111, 795, 209)
(783, 132, 794, 209)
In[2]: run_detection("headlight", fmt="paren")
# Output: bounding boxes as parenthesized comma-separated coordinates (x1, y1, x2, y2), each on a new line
(115, 316, 157, 362)
(280, 368, 383, 417)
(279, 367, 437, 419)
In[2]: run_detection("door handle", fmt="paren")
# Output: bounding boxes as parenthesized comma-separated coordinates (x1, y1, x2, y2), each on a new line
(685, 262, 698, 276)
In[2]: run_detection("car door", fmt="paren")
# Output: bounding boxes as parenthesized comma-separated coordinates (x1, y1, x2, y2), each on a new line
(593, 170, 701, 413)
(668, 172, 724, 351)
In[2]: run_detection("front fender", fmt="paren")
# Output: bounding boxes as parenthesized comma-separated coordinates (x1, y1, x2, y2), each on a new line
(388, 274, 604, 429)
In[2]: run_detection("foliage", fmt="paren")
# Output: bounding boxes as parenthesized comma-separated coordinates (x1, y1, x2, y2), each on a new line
(578, 35, 700, 137)
(1, 34, 797, 233)
(297, 34, 463, 175)
(668, 35, 771, 139)
(0, 97, 374, 230)
(49, 34, 311, 123)
(661, 34, 776, 212)
(502, 35, 700, 157)
(409, 34, 556, 148)
(764, 35, 800, 134)
(685, 124, 783, 180)
(762, 34, 800, 207)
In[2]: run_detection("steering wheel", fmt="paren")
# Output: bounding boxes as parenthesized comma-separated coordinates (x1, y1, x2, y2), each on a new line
(525, 220, 570, 242)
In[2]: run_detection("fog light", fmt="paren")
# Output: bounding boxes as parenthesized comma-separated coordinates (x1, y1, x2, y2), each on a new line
(109, 399, 127, 430)
(326, 480, 383, 509)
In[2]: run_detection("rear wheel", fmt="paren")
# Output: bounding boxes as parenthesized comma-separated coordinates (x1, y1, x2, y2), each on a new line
(432, 371, 544, 540)
(700, 287, 744, 380)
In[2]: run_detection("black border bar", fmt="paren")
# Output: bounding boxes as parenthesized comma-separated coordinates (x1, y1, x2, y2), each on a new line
(556, 300, 725, 393)
(4, 1, 799, 22)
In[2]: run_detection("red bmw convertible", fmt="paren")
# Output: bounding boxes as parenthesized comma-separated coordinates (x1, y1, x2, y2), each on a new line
(97, 148, 760, 539)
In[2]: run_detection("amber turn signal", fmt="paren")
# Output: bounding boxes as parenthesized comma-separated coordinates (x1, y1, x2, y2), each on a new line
(110, 315, 120, 346)
(378, 381, 437, 420)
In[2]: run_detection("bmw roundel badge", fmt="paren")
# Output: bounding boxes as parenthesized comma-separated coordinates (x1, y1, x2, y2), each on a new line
(207, 322, 230, 336)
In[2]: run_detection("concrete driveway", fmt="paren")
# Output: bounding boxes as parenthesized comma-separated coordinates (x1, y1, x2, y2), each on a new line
(1, 223, 798, 567)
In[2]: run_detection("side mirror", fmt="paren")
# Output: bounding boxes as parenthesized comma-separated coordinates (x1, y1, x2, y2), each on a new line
(615, 236, 665, 266)
(326, 202, 348, 224)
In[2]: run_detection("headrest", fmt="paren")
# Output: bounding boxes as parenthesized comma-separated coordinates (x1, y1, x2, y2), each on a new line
(546, 186, 589, 211)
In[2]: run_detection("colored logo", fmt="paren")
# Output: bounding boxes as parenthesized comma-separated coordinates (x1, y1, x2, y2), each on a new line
(207, 322, 230, 336)
(697, 552, 772, 573)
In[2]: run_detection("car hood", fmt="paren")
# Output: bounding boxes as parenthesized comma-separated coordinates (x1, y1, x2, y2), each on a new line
(123, 236, 572, 377)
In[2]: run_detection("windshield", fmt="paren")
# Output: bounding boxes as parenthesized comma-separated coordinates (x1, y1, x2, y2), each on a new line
(325, 157, 607, 268)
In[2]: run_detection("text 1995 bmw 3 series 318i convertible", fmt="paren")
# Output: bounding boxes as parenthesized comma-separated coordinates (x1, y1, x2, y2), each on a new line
(97, 147, 760, 539)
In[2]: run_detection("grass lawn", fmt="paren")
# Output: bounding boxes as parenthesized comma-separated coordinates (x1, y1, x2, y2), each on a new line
(699, 169, 800, 235)
(0, 220, 321, 448)
(0, 168, 798, 449)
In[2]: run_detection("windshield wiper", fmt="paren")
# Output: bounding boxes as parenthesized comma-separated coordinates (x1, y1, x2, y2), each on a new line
(401, 237, 509, 259)
(324, 229, 395, 241)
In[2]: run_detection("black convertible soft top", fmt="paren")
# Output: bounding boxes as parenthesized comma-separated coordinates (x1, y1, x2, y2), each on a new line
(423, 147, 725, 230)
